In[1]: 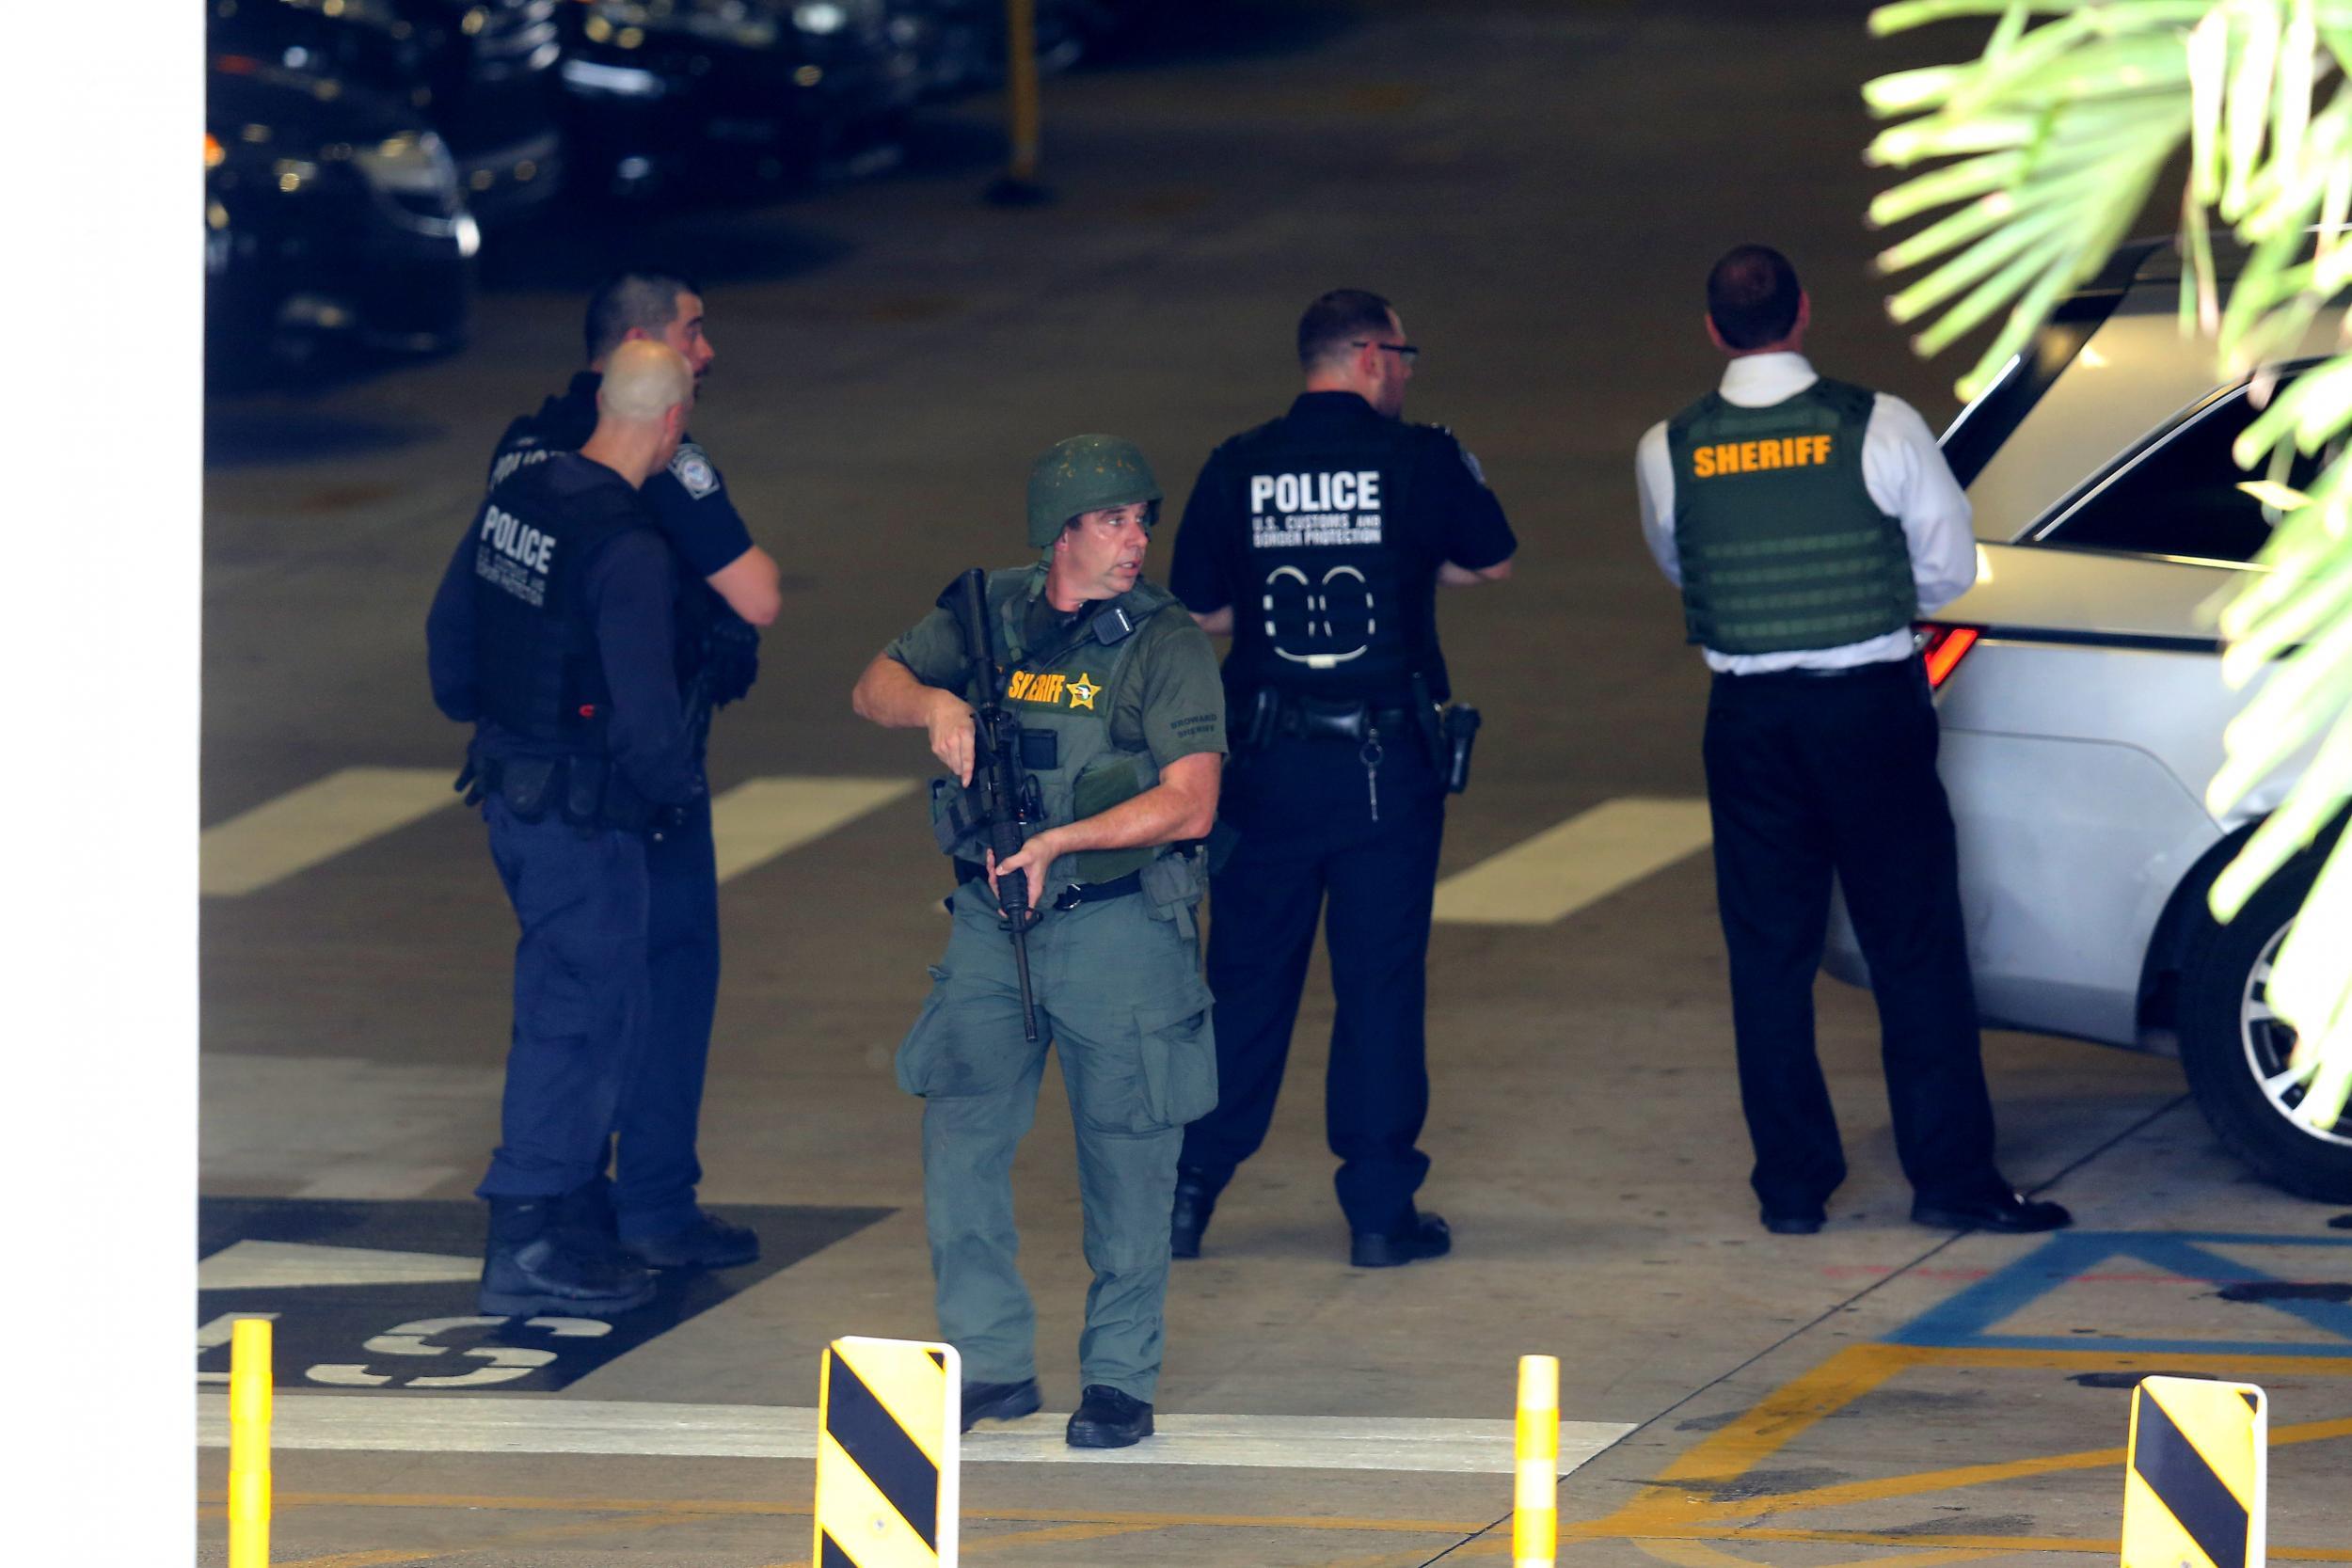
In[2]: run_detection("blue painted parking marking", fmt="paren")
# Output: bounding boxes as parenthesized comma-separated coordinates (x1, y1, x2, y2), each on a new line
(1889, 1230, 2352, 1357)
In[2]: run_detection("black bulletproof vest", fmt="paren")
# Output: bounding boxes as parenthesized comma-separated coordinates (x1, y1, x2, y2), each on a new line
(488, 372, 717, 689)
(1217, 403, 1434, 702)
(469, 455, 644, 750)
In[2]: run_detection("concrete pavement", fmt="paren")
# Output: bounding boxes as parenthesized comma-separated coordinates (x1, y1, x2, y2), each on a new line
(197, 3, 2352, 1563)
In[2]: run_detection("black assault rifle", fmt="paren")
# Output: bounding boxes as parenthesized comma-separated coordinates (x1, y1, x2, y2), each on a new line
(941, 568, 1042, 1041)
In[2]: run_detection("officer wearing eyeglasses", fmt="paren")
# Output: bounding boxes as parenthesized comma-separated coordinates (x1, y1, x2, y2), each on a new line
(1165, 289, 1517, 1268)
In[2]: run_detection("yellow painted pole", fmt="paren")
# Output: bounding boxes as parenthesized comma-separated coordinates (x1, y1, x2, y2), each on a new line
(985, 0, 1048, 202)
(1005, 0, 1041, 183)
(229, 1317, 273, 1568)
(1514, 1354, 1559, 1568)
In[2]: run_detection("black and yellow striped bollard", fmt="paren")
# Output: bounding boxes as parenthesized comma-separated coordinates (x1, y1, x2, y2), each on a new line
(2122, 1375, 2266, 1568)
(815, 1337, 961, 1567)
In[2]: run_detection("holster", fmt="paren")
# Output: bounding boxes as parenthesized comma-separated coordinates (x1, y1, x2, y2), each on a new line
(562, 756, 609, 828)
(706, 617, 760, 707)
(494, 755, 562, 823)
(1139, 848, 1207, 941)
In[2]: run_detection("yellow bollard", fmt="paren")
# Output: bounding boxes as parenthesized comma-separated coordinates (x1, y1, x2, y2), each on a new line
(229, 1317, 273, 1568)
(1004, 0, 1041, 182)
(984, 0, 1049, 203)
(1514, 1354, 1559, 1568)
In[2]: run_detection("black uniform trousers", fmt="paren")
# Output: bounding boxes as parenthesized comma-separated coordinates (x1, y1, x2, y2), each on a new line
(1181, 729, 1445, 1234)
(476, 793, 651, 1201)
(1700, 655, 2005, 1219)
(612, 793, 723, 1240)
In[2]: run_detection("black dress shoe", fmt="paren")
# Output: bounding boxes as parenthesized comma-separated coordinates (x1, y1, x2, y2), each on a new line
(1170, 1170, 1217, 1259)
(1760, 1209, 1824, 1236)
(1349, 1210, 1451, 1268)
(1065, 1385, 1153, 1448)
(960, 1377, 1041, 1432)
(1911, 1190, 2073, 1234)
(620, 1212, 760, 1270)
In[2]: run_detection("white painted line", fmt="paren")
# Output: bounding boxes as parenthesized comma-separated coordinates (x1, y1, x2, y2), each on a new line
(294, 1163, 467, 1201)
(1433, 797, 1713, 926)
(195, 1393, 1633, 1475)
(711, 776, 917, 883)
(201, 767, 458, 896)
(199, 1240, 483, 1291)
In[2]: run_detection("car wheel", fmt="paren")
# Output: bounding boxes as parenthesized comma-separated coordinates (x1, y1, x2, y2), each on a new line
(2177, 856, 2352, 1202)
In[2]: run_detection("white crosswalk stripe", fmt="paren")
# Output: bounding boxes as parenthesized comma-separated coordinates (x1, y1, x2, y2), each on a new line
(712, 777, 916, 883)
(199, 769, 920, 896)
(196, 1391, 1634, 1474)
(201, 767, 457, 896)
(1433, 797, 1713, 926)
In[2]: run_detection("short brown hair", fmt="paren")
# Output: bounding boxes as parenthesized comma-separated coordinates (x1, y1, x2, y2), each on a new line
(1296, 289, 1396, 370)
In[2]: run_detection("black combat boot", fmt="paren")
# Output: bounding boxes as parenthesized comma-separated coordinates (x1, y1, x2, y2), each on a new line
(553, 1176, 625, 1260)
(621, 1210, 760, 1270)
(480, 1197, 657, 1318)
(1349, 1209, 1452, 1268)
(1169, 1169, 1218, 1259)
(1066, 1385, 1154, 1449)
(960, 1377, 1042, 1432)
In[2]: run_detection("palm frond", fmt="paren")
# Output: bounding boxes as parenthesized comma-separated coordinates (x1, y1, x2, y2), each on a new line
(1867, 0, 2352, 1128)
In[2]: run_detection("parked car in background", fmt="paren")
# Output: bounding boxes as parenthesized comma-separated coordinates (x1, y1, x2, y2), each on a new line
(890, 0, 1124, 96)
(206, 51, 478, 380)
(209, 0, 564, 225)
(1822, 238, 2352, 1203)
(557, 0, 921, 198)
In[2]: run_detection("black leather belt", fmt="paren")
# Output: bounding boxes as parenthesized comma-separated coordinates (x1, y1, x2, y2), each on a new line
(1290, 699, 1417, 743)
(951, 859, 1143, 911)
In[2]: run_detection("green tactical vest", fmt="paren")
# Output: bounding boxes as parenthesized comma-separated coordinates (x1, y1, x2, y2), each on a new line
(1664, 378, 1917, 656)
(934, 565, 1181, 898)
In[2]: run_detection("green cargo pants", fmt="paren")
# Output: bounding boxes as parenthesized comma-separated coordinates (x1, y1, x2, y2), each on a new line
(896, 878, 1216, 1403)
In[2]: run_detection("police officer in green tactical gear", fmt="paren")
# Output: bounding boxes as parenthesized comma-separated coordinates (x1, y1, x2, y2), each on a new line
(850, 435, 1227, 1449)
(1635, 245, 2071, 1242)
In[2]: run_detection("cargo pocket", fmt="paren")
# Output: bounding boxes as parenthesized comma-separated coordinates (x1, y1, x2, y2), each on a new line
(894, 964, 1035, 1100)
(1131, 979, 1217, 1132)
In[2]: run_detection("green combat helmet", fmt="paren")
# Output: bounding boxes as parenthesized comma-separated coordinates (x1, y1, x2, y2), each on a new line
(1026, 434, 1163, 547)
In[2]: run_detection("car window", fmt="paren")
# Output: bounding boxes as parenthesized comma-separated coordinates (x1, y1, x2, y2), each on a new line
(1940, 305, 2112, 489)
(2039, 378, 2322, 562)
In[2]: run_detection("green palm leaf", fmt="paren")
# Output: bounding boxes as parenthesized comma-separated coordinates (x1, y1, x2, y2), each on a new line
(1867, 0, 2352, 1129)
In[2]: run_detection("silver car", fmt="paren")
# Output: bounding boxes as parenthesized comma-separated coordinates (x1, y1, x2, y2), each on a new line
(1823, 238, 2351, 1202)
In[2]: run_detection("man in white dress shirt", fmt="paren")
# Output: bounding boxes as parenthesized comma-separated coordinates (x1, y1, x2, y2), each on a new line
(1635, 245, 2071, 1239)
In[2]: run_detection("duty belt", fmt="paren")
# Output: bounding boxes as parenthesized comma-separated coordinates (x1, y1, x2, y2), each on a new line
(952, 858, 1144, 911)
(1284, 696, 1417, 744)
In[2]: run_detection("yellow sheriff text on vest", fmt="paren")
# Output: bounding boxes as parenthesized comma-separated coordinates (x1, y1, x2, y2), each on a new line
(1692, 434, 1833, 479)
(1008, 670, 1068, 705)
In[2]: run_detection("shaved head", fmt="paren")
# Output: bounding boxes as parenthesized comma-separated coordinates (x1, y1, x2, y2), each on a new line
(580, 340, 694, 483)
(598, 340, 693, 425)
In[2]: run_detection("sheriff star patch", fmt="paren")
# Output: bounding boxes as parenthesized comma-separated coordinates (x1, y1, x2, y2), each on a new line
(670, 443, 722, 499)
(1066, 673, 1100, 710)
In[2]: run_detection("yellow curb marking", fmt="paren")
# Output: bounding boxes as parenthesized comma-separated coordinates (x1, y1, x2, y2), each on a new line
(276, 1509, 702, 1567)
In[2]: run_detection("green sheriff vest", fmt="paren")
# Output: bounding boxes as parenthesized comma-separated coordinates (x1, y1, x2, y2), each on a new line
(931, 566, 1195, 904)
(1664, 378, 1917, 656)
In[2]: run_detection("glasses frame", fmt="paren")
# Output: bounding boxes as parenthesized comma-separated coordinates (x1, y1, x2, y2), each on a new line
(1349, 340, 1420, 366)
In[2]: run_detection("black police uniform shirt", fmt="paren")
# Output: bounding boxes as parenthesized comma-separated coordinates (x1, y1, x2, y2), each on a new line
(1169, 390, 1516, 704)
(427, 452, 701, 808)
(487, 372, 755, 583)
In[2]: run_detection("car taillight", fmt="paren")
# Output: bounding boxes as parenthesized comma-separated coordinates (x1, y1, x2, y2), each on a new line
(1918, 624, 1980, 689)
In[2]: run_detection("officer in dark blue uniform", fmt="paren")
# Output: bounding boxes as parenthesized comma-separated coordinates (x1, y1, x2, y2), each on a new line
(1168, 290, 1517, 1266)
(428, 341, 707, 1316)
(487, 270, 781, 1271)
